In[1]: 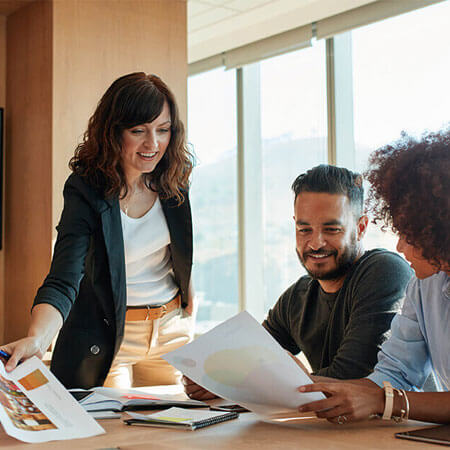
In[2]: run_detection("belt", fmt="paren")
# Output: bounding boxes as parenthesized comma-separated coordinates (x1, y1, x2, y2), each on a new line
(125, 295, 181, 322)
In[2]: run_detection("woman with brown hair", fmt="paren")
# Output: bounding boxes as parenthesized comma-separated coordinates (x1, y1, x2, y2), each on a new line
(0, 72, 196, 389)
(296, 128, 450, 424)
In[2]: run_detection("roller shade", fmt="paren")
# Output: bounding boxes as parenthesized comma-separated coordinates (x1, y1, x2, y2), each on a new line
(189, 23, 312, 76)
(189, 54, 224, 76)
(224, 24, 312, 70)
(316, 0, 445, 40)
(189, 0, 445, 76)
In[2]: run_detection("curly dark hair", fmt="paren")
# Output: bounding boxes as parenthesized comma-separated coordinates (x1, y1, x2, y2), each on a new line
(365, 128, 450, 269)
(69, 72, 193, 203)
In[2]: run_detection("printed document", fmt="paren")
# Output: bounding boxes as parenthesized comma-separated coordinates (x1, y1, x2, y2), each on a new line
(0, 356, 104, 443)
(163, 311, 324, 419)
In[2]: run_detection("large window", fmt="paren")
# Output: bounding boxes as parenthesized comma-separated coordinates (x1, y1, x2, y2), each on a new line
(352, 0, 450, 252)
(187, 1, 450, 329)
(353, 0, 450, 169)
(260, 41, 328, 311)
(188, 68, 238, 333)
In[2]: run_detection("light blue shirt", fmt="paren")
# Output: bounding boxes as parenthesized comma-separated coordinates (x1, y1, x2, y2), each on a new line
(368, 271, 450, 391)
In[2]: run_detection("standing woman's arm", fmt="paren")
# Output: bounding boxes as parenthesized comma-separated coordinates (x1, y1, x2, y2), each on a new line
(0, 304, 63, 371)
(1, 176, 96, 371)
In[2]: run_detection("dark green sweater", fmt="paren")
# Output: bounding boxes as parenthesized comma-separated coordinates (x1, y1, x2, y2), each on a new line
(262, 249, 412, 379)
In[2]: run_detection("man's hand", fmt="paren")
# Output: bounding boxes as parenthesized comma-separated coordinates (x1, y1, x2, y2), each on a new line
(182, 376, 219, 400)
(0, 336, 45, 372)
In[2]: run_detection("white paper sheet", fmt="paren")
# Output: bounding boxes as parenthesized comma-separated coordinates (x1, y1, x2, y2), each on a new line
(163, 311, 324, 418)
(0, 357, 104, 443)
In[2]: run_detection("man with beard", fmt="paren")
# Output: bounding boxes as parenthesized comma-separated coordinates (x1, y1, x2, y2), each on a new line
(261, 164, 411, 379)
(183, 165, 411, 400)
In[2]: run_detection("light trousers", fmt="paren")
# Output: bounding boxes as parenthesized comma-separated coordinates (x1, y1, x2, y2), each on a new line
(103, 308, 194, 388)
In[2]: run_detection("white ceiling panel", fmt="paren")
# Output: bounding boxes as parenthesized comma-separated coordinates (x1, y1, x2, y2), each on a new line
(226, 0, 274, 13)
(189, 6, 236, 33)
(197, 0, 234, 6)
(188, 1, 212, 18)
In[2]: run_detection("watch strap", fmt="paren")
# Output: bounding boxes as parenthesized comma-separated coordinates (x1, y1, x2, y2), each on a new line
(382, 381, 394, 420)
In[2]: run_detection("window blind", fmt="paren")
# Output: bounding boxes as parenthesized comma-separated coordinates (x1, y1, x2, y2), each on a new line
(316, 0, 444, 40)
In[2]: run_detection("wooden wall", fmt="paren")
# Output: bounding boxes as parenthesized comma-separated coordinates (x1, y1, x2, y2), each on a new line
(5, 0, 53, 341)
(2, 0, 187, 343)
(52, 0, 187, 231)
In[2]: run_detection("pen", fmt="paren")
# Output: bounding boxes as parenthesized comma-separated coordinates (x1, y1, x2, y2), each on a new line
(0, 350, 10, 360)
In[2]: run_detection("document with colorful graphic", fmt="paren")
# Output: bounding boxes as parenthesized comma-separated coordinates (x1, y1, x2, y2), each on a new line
(0, 355, 104, 443)
(163, 311, 324, 419)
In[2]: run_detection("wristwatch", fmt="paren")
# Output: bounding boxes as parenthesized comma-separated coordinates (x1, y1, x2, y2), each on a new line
(382, 381, 394, 420)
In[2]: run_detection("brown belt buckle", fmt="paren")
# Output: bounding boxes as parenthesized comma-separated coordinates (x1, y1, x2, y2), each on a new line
(160, 303, 168, 319)
(145, 302, 170, 321)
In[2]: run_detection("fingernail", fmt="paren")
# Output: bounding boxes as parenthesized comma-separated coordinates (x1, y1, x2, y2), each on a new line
(298, 386, 306, 392)
(298, 407, 304, 412)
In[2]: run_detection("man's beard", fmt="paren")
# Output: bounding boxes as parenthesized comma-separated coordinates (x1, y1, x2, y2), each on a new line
(296, 234, 359, 281)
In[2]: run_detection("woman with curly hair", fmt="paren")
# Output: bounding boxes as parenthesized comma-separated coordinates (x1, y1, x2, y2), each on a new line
(296, 128, 450, 424)
(1, 73, 196, 389)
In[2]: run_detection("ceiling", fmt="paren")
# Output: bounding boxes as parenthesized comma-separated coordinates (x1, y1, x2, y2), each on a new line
(1, 0, 378, 63)
(187, 0, 377, 63)
(188, 0, 274, 34)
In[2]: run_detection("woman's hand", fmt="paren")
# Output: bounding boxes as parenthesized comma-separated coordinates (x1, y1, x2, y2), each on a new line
(297, 380, 384, 424)
(184, 280, 198, 317)
(0, 304, 63, 372)
(182, 376, 218, 401)
(0, 336, 46, 372)
(184, 300, 196, 317)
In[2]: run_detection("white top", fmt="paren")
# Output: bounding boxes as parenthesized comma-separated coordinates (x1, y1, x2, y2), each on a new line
(120, 196, 179, 306)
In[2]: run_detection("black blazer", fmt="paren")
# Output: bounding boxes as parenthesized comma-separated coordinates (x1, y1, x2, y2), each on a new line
(33, 173, 192, 388)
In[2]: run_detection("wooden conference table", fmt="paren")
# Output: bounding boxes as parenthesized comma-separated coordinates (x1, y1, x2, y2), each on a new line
(0, 386, 434, 450)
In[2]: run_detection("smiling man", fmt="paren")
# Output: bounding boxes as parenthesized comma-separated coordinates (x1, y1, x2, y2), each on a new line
(183, 165, 413, 400)
(262, 165, 412, 379)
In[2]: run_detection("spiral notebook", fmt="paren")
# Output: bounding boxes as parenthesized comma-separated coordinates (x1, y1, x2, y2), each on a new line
(124, 407, 239, 430)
